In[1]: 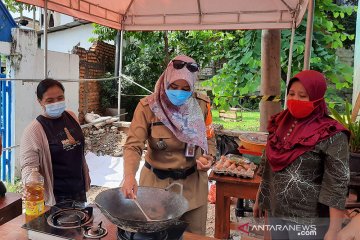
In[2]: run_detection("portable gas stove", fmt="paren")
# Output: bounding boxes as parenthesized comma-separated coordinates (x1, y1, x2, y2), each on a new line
(21, 201, 188, 240)
(22, 201, 108, 239)
(117, 221, 187, 240)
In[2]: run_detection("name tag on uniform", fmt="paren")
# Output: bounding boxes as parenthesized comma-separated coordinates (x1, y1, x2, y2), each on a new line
(185, 143, 195, 157)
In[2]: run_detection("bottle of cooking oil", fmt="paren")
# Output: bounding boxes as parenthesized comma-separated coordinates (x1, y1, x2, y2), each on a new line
(24, 168, 45, 216)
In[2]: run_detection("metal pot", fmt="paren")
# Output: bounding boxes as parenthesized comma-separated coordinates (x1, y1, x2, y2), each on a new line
(94, 183, 188, 233)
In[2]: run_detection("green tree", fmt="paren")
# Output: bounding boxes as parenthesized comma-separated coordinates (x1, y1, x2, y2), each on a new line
(92, 29, 173, 120)
(289, 0, 355, 108)
(3, 0, 34, 16)
(199, 30, 262, 108)
(92, 0, 356, 111)
(205, 0, 356, 109)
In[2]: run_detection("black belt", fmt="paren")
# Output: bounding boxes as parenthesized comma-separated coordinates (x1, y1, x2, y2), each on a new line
(144, 161, 196, 180)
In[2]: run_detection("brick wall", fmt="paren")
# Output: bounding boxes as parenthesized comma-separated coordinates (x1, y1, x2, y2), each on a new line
(73, 41, 115, 123)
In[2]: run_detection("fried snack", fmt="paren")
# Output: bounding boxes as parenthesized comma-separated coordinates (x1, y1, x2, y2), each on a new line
(238, 162, 250, 170)
(214, 162, 223, 170)
(236, 165, 246, 171)
(223, 159, 232, 168)
(229, 163, 237, 170)
(213, 154, 257, 178)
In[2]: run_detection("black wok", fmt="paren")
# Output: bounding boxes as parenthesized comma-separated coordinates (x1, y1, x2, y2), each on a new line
(94, 183, 189, 233)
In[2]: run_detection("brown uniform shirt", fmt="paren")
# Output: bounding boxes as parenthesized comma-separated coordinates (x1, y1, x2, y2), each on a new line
(124, 92, 216, 210)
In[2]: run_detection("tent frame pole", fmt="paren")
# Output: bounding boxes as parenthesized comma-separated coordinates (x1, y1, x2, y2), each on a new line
(114, 31, 121, 79)
(304, 0, 314, 70)
(117, 30, 124, 118)
(44, 0, 48, 78)
(283, 17, 296, 109)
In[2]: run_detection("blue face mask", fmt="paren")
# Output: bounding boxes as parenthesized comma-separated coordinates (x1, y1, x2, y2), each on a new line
(165, 89, 192, 106)
(45, 101, 66, 118)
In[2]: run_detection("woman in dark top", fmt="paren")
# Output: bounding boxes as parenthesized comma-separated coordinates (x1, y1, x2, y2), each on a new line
(20, 79, 90, 205)
(253, 70, 350, 240)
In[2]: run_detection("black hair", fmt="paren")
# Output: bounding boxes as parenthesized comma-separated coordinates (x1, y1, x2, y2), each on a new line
(286, 77, 299, 95)
(36, 78, 65, 100)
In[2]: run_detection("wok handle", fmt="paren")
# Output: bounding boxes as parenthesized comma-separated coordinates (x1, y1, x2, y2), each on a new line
(165, 182, 183, 196)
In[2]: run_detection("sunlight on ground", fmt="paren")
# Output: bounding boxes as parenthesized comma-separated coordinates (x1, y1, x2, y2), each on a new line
(212, 110, 260, 131)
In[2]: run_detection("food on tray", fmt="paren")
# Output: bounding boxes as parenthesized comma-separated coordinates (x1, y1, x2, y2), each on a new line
(229, 163, 236, 170)
(239, 132, 268, 153)
(236, 165, 244, 171)
(237, 163, 250, 171)
(213, 154, 257, 178)
(223, 159, 231, 168)
(214, 162, 223, 170)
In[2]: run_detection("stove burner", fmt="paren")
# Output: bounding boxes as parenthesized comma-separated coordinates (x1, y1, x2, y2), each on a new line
(56, 211, 82, 226)
(83, 221, 108, 238)
(118, 229, 168, 240)
(55, 200, 87, 209)
(117, 221, 187, 240)
(47, 206, 93, 229)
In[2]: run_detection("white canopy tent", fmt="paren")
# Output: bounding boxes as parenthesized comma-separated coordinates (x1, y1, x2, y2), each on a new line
(16, 0, 309, 30)
(15, 0, 311, 120)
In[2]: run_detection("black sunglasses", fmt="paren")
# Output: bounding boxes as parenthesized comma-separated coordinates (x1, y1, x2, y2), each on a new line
(172, 60, 199, 72)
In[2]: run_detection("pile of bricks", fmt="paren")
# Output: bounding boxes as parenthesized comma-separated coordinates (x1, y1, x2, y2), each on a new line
(83, 124, 127, 157)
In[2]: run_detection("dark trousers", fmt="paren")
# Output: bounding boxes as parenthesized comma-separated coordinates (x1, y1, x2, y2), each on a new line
(55, 189, 87, 205)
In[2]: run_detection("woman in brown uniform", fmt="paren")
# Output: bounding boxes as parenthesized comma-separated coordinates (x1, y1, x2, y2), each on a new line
(253, 70, 350, 240)
(121, 55, 216, 235)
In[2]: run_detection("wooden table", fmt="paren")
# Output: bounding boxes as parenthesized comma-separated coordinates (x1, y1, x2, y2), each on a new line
(208, 171, 261, 239)
(0, 192, 22, 225)
(0, 207, 218, 240)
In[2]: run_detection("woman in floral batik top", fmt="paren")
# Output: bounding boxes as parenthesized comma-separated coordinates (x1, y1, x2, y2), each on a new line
(254, 70, 350, 240)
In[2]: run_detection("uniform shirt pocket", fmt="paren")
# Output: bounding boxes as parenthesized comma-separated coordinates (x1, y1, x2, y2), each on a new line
(149, 125, 182, 151)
